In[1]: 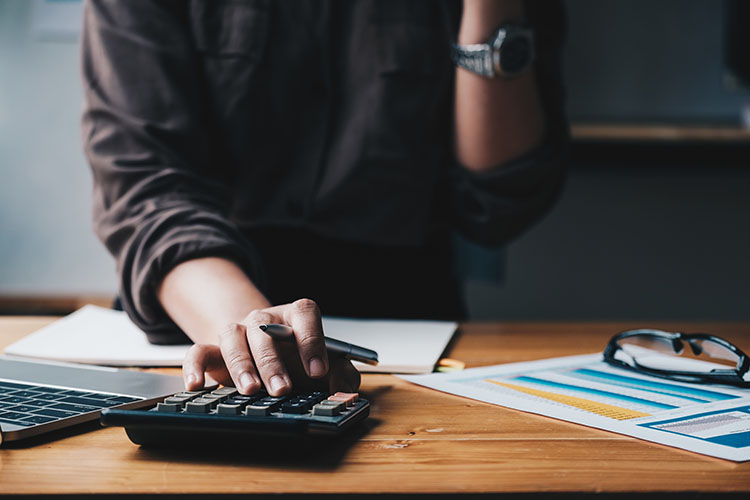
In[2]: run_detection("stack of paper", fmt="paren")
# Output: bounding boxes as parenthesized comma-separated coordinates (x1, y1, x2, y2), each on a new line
(4, 305, 456, 374)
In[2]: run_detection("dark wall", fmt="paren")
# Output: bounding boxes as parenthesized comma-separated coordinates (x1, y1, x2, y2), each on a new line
(564, 0, 746, 122)
(466, 163, 750, 321)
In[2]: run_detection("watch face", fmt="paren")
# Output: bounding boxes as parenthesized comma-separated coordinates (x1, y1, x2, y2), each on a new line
(499, 34, 532, 76)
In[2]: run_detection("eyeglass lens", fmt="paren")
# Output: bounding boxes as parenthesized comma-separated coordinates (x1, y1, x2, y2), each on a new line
(616, 334, 739, 372)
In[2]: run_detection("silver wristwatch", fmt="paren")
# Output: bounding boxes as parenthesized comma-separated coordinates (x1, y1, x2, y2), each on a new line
(451, 24, 535, 78)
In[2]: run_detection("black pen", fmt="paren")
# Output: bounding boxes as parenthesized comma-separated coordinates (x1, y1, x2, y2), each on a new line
(259, 324, 379, 365)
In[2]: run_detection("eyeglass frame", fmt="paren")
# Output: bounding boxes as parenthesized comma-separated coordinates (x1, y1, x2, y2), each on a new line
(603, 329, 750, 388)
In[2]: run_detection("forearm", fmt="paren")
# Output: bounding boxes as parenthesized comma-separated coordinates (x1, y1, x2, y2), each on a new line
(454, 0, 546, 172)
(157, 257, 271, 345)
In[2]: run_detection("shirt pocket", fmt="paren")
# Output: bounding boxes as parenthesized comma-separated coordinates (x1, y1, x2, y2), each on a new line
(189, 0, 270, 63)
(363, 22, 452, 185)
(373, 23, 443, 77)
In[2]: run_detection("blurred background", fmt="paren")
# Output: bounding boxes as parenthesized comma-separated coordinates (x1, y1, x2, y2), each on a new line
(1, 0, 749, 319)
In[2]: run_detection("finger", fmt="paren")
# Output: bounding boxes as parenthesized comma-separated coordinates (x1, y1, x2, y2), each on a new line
(283, 298, 328, 379)
(243, 310, 292, 396)
(182, 343, 232, 390)
(218, 323, 262, 395)
(328, 356, 361, 394)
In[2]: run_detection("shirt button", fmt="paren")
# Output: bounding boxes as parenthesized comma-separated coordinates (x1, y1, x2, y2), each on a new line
(285, 200, 304, 218)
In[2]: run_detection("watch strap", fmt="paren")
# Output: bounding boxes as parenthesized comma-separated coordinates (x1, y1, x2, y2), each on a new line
(451, 42, 495, 78)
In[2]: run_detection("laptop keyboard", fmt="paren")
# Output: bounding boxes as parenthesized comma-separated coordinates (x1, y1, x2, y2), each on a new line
(0, 380, 142, 428)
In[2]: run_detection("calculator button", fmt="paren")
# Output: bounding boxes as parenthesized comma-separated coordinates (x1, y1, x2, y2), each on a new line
(319, 400, 344, 410)
(228, 395, 259, 405)
(231, 395, 256, 401)
(164, 396, 191, 408)
(244, 404, 272, 416)
(201, 396, 224, 407)
(223, 397, 253, 407)
(312, 401, 343, 416)
(308, 392, 327, 403)
(333, 392, 359, 403)
(328, 392, 358, 407)
(156, 402, 181, 413)
(173, 392, 202, 400)
(185, 399, 213, 413)
(211, 387, 238, 397)
(325, 395, 350, 406)
(244, 396, 285, 414)
(280, 401, 311, 414)
(257, 396, 287, 405)
(216, 403, 242, 415)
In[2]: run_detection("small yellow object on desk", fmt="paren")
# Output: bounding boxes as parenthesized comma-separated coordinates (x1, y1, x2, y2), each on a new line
(435, 358, 466, 372)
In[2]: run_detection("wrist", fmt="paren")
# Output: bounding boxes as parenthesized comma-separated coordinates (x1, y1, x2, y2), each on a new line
(159, 257, 271, 344)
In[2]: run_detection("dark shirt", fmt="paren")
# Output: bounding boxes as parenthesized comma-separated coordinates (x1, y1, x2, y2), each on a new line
(81, 0, 567, 344)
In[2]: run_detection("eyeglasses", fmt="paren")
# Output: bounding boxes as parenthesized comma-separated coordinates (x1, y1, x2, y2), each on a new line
(603, 329, 750, 388)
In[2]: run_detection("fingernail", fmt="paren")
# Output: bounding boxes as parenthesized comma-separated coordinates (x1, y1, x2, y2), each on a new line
(309, 357, 325, 377)
(269, 375, 287, 393)
(240, 372, 256, 392)
(185, 373, 199, 388)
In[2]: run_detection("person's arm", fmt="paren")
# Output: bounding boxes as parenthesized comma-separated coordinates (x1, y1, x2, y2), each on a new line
(446, 0, 567, 247)
(81, 0, 263, 343)
(453, 0, 545, 171)
(159, 257, 360, 396)
(81, 1, 358, 396)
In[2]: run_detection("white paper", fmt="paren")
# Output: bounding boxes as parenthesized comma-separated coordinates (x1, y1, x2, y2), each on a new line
(400, 354, 750, 462)
(322, 317, 457, 373)
(4, 305, 190, 366)
(4, 305, 456, 373)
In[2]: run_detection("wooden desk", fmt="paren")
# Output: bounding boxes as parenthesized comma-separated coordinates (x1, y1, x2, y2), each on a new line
(1, 317, 749, 497)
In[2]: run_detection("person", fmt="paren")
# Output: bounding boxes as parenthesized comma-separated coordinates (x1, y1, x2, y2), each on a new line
(81, 0, 567, 397)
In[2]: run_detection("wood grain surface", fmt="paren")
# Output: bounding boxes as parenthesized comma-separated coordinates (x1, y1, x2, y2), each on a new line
(1, 317, 749, 495)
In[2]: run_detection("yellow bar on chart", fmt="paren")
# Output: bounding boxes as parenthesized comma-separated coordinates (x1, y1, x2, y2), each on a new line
(486, 379, 652, 421)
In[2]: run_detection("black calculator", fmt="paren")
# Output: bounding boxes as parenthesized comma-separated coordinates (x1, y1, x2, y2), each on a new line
(100, 387, 369, 446)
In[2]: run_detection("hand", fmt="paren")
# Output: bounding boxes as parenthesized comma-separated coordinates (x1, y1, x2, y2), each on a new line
(181, 299, 361, 396)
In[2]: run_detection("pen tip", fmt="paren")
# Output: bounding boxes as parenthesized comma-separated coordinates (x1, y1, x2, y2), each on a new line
(259, 324, 268, 331)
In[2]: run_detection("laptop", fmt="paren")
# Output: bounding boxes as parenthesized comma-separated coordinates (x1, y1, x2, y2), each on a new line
(0, 355, 186, 444)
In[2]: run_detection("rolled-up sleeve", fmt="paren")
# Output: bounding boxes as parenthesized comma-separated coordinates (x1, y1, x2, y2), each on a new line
(447, 0, 568, 247)
(81, 0, 263, 343)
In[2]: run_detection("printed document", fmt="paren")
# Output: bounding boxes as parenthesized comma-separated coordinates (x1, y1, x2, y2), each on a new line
(401, 353, 750, 461)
